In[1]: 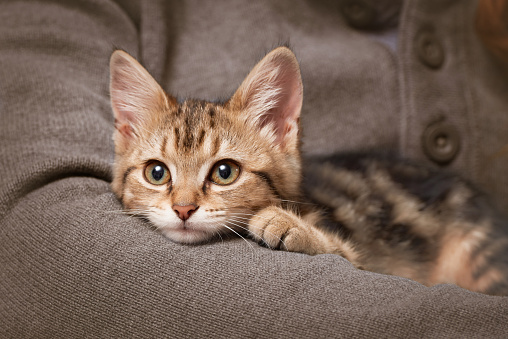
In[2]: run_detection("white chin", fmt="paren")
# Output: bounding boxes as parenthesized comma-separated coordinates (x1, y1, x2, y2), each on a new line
(159, 227, 215, 244)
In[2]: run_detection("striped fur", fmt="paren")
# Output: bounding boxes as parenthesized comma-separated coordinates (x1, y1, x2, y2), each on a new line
(110, 48, 508, 296)
(303, 154, 508, 295)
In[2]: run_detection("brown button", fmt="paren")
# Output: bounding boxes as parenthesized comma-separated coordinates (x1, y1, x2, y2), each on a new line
(416, 30, 445, 69)
(341, 0, 375, 29)
(422, 122, 460, 164)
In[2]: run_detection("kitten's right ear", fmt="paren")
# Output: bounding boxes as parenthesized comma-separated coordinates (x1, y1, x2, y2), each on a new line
(109, 50, 174, 151)
(228, 47, 303, 152)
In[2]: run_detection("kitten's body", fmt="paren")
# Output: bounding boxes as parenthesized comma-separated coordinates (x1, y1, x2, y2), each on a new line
(110, 48, 508, 296)
(304, 154, 508, 294)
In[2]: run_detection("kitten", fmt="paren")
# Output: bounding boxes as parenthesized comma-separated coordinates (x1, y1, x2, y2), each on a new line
(109, 47, 508, 296)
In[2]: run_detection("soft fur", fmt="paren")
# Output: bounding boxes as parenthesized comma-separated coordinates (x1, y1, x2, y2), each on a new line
(110, 47, 508, 296)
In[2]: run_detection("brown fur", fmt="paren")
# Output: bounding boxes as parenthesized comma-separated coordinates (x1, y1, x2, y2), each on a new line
(110, 48, 508, 295)
(110, 48, 303, 245)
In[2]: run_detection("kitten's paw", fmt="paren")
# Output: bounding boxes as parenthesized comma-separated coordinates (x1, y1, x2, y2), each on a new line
(248, 206, 328, 255)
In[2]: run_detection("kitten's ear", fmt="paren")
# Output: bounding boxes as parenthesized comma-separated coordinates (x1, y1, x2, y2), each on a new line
(229, 47, 303, 151)
(109, 50, 175, 151)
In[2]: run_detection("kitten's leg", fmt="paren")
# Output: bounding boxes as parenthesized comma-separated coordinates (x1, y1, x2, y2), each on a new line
(249, 206, 362, 266)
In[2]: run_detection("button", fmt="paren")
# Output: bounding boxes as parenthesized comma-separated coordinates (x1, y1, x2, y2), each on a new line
(341, 0, 375, 29)
(416, 30, 445, 69)
(422, 122, 460, 164)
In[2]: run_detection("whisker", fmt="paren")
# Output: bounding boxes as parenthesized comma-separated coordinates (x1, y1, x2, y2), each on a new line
(227, 216, 288, 250)
(226, 218, 251, 229)
(85, 207, 153, 217)
(104, 210, 150, 215)
(219, 223, 255, 251)
(226, 212, 275, 222)
(226, 215, 251, 221)
(280, 199, 316, 206)
(213, 224, 225, 244)
(224, 219, 249, 234)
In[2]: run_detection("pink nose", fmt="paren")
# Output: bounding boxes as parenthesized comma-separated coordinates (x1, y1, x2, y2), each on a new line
(173, 204, 198, 221)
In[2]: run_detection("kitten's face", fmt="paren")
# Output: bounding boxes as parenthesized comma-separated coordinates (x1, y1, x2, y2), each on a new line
(110, 48, 303, 244)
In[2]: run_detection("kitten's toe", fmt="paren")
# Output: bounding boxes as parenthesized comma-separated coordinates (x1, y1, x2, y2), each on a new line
(248, 206, 319, 254)
(248, 207, 283, 248)
(260, 220, 291, 250)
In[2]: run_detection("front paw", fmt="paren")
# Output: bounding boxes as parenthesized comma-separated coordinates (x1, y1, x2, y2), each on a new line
(248, 206, 326, 255)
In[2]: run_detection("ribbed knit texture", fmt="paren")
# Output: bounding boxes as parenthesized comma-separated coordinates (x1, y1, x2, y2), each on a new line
(1, 0, 508, 338)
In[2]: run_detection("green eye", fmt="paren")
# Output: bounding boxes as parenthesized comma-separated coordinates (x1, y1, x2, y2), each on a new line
(144, 161, 171, 185)
(210, 160, 240, 185)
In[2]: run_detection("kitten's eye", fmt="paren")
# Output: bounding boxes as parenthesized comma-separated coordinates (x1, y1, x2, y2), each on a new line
(210, 160, 240, 185)
(144, 161, 171, 185)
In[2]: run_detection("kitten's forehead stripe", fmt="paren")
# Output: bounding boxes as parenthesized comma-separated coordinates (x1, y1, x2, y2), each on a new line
(183, 129, 193, 151)
(211, 136, 221, 156)
(170, 100, 199, 152)
(168, 99, 227, 154)
(161, 135, 168, 158)
(197, 129, 206, 148)
(184, 115, 192, 132)
(174, 127, 180, 149)
(208, 107, 216, 128)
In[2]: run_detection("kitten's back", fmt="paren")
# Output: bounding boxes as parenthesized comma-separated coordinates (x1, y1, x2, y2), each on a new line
(304, 153, 508, 295)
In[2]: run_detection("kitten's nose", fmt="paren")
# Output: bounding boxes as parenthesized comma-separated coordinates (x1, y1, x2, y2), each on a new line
(173, 204, 198, 221)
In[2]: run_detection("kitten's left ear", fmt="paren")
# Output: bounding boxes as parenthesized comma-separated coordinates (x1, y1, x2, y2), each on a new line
(110, 50, 175, 152)
(229, 47, 303, 151)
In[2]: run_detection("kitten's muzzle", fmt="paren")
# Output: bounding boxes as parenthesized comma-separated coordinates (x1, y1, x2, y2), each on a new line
(173, 204, 199, 221)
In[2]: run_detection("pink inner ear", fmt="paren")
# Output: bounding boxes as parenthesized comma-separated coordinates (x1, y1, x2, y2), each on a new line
(111, 100, 138, 140)
(110, 51, 161, 143)
(263, 66, 302, 145)
(114, 107, 137, 127)
(116, 121, 133, 138)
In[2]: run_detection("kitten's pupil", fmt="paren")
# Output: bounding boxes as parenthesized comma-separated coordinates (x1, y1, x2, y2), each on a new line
(144, 161, 170, 185)
(218, 164, 231, 179)
(152, 165, 165, 181)
(210, 160, 240, 185)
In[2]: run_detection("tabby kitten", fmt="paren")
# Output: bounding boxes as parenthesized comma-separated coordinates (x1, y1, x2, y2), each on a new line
(110, 47, 508, 296)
